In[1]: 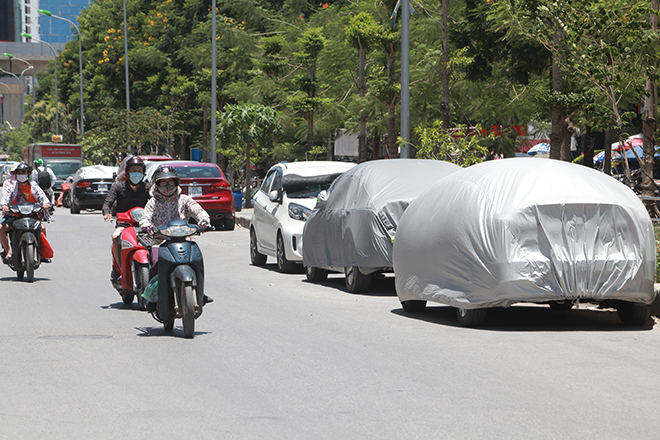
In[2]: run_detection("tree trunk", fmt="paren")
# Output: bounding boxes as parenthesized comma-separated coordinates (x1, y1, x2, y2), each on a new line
(643, 0, 660, 217)
(549, 31, 563, 161)
(373, 127, 381, 160)
(440, 0, 450, 130)
(244, 142, 252, 209)
(583, 126, 595, 169)
(560, 116, 573, 162)
(388, 99, 399, 158)
(358, 44, 367, 163)
(326, 134, 333, 161)
(604, 129, 612, 175)
(306, 114, 314, 151)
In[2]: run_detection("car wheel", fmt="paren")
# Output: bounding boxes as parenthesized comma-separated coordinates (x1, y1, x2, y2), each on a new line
(549, 300, 574, 311)
(305, 266, 328, 283)
(617, 302, 651, 326)
(401, 300, 426, 313)
(344, 266, 371, 293)
(455, 307, 488, 327)
(250, 228, 267, 266)
(70, 192, 80, 214)
(277, 233, 297, 273)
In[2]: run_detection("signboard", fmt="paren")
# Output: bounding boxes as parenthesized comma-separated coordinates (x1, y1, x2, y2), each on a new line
(51, 135, 63, 142)
(41, 145, 82, 157)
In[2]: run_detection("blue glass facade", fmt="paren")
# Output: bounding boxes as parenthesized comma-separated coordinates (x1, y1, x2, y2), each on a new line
(38, 0, 89, 43)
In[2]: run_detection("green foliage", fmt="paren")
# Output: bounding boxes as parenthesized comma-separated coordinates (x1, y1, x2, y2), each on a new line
(412, 122, 494, 166)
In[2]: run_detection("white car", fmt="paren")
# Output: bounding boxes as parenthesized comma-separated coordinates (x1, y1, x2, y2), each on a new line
(250, 161, 356, 272)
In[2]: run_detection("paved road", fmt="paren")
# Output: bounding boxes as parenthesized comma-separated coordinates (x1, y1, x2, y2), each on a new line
(1, 208, 660, 439)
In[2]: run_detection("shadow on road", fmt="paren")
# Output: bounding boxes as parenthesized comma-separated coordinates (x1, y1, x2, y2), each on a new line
(302, 273, 397, 297)
(392, 304, 656, 332)
(136, 326, 211, 338)
(101, 301, 147, 312)
(0, 276, 51, 282)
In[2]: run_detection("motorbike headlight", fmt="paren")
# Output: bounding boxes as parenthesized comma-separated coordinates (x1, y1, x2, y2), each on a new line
(130, 209, 144, 222)
(288, 203, 312, 221)
(161, 224, 197, 237)
(17, 205, 33, 215)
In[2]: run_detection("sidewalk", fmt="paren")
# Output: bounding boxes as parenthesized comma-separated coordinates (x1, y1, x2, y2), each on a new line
(235, 207, 252, 229)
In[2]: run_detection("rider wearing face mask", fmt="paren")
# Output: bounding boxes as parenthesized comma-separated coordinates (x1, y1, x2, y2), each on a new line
(0, 162, 51, 263)
(102, 156, 149, 282)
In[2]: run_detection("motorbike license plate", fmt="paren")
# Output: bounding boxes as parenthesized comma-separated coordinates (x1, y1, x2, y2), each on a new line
(188, 186, 202, 197)
(98, 184, 108, 192)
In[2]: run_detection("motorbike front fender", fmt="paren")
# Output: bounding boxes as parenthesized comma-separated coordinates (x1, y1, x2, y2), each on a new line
(133, 248, 150, 264)
(19, 232, 37, 245)
(170, 265, 197, 287)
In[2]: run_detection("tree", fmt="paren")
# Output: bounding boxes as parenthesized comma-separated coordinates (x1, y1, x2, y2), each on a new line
(216, 103, 281, 208)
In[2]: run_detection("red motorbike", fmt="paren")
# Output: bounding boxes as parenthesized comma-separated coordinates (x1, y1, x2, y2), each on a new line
(112, 207, 151, 309)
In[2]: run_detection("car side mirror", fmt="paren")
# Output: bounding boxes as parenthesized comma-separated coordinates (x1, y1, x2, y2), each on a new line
(268, 190, 280, 203)
(67, 176, 74, 182)
(315, 190, 328, 209)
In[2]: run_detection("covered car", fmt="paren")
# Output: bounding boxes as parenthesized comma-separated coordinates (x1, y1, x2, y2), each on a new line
(70, 165, 118, 213)
(394, 158, 656, 326)
(303, 159, 462, 292)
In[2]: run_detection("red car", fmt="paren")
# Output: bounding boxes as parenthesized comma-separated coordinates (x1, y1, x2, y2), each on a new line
(145, 160, 236, 230)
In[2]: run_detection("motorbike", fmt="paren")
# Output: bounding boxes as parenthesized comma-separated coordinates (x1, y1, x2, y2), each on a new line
(3, 202, 44, 282)
(147, 219, 209, 338)
(112, 207, 150, 309)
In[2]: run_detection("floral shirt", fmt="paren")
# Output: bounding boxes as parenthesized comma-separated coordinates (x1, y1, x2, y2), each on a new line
(139, 191, 210, 230)
(1, 180, 51, 222)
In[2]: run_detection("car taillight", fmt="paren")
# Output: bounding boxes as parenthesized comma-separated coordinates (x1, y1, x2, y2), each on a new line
(211, 181, 230, 189)
(77, 181, 91, 188)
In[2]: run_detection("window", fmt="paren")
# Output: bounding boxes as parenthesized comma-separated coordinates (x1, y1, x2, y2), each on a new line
(25, 6, 30, 14)
(25, 26, 31, 34)
(26, 16, 31, 24)
(260, 170, 276, 193)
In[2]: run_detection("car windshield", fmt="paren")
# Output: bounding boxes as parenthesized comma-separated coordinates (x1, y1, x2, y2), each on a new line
(286, 182, 334, 199)
(173, 166, 223, 179)
(282, 173, 342, 199)
(47, 161, 83, 179)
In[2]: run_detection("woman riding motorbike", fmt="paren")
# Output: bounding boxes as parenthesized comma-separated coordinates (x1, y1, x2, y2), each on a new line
(102, 156, 149, 283)
(139, 165, 213, 311)
(0, 162, 51, 263)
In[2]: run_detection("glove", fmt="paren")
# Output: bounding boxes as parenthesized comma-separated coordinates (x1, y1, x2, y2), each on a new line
(141, 226, 153, 235)
(200, 224, 213, 233)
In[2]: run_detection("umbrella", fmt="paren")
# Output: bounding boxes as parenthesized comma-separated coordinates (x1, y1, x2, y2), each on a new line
(527, 142, 550, 156)
(611, 133, 643, 152)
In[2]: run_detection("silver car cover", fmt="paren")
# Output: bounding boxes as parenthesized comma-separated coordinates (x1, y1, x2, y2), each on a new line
(394, 158, 656, 308)
(303, 159, 462, 269)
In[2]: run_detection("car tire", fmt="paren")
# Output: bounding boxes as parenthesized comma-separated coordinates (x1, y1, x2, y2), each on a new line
(549, 300, 574, 311)
(223, 218, 235, 231)
(70, 192, 80, 214)
(344, 266, 371, 293)
(250, 228, 267, 266)
(401, 300, 426, 313)
(617, 302, 651, 326)
(305, 266, 328, 283)
(277, 233, 297, 273)
(455, 307, 488, 327)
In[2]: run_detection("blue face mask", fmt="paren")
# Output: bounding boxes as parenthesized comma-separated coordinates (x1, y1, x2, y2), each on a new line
(129, 172, 144, 185)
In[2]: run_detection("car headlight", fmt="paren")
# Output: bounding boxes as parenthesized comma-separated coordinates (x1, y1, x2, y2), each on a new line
(288, 203, 312, 221)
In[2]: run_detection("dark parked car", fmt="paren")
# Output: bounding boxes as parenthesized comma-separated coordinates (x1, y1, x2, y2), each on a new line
(145, 160, 235, 230)
(70, 165, 118, 214)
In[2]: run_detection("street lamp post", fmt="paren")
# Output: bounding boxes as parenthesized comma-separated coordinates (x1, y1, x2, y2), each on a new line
(0, 68, 22, 125)
(39, 9, 85, 137)
(210, 0, 217, 165)
(21, 32, 59, 136)
(3, 53, 34, 123)
(0, 81, 11, 126)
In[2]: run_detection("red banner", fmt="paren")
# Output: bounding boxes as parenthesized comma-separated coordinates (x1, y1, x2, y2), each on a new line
(41, 146, 81, 157)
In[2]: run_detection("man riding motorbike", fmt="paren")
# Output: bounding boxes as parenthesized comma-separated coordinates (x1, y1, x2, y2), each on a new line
(102, 156, 149, 283)
(139, 165, 214, 311)
(31, 158, 57, 205)
(0, 162, 51, 263)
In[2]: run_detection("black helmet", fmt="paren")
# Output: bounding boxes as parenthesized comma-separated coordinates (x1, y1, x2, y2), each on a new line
(153, 165, 180, 185)
(15, 162, 31, 173)
(125, 156, 146, 173)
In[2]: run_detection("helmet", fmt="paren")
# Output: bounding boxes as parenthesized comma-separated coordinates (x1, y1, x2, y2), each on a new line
(125, 156, 145, 173)
(15, 162, 31, 173)
(34, 158, 43, 167)
(152, 165, 180, 186)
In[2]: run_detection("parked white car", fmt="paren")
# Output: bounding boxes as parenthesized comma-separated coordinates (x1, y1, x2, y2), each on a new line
(250, 161, 356, 272)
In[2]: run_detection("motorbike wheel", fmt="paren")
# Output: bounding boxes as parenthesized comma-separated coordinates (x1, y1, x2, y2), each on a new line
(16, 270, 24, 281)
(121, 292, 135, 305)
(24, 243, 35, 283)
(136, 265, 149, 311)
(180, 282, 196, 339)
(164, 319, 175, 332)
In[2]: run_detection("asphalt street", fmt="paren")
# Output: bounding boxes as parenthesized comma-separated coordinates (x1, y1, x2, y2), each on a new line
(1, 208, 660, 439)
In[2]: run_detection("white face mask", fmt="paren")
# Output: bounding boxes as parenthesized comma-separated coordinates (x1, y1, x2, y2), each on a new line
(17, 175, 29, 183)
